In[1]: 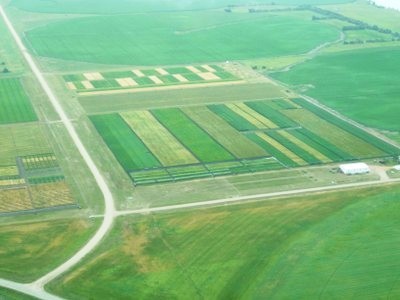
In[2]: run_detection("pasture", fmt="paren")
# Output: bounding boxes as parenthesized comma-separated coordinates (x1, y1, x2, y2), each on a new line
(64, 65, 237, 93)
(272, 47, 400, 133)
(0, 78, 37, 124)
(90, 98, 398, 185)
(25, 12, 339, 66)
(47, 185, 400, 299)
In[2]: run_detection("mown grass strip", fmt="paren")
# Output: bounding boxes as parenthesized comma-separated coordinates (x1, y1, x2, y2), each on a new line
(208, 104, 257, 131)
(182, 106, 267, 159)
(121, 110, 198, 167)
(152, 108, 234, 163)
(283, 109, 385, 159)
(245, 100, 297, 128)
(90, 114, 161, 171)
(293, 98, 400, 156)
(0, 78, 37, 124)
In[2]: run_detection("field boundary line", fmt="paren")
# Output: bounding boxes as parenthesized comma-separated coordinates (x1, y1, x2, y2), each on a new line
(0, 4, 116, 299)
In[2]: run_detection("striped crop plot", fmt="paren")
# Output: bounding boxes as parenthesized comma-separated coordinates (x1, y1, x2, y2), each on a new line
(0, 78, 37, 124)
(63, 64, 238, 93)
(89, 98, 399, 185)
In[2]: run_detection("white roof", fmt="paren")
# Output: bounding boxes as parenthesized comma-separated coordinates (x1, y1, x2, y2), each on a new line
(339, 162, 369, 172)
(394, 165, 400, 171)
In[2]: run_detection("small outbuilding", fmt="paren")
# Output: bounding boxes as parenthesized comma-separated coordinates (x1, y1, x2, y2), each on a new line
(394, 165, 400, 171)
(340, 162, 370, 175)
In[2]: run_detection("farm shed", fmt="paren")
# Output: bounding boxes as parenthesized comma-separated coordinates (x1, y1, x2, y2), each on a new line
(340, 162, 370, 175)
(394, 165, 400, 171)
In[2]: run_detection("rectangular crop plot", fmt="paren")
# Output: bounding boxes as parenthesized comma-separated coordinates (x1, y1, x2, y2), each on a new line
(64, 64, 238, 93)
(90, 114, 161, 171)
(152, 108, 234, 163)
(120, 110, 198, 166)
(283, 108, 387, 159)
(181, 106, 268, 159)
(0, 78, 37, 124)
(89, 97, 398, 186)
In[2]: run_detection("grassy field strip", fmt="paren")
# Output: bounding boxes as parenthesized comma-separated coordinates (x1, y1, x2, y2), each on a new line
(121, 111, 198, 166)
(256, 132, 307, 166)
(208, 104, 257, 131)
(278, 130, 331, 163)
(90, 114, 161, 171)
(227, 103, 276, 129)
(152, 108, 234, 163)
(294, 98, 400, 155)
(181, 106, 268, 159)
(0, 78, 37, 124)
(245, 100, 297, 128)
(0, 124, 51, 165)
(283, 109, 385, 158)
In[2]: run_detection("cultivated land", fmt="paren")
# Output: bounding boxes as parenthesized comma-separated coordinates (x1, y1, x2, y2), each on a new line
(47, 186, 400, 299)
(1, 0, 400, 299)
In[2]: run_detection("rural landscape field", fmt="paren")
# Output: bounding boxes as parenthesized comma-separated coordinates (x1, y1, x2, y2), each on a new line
(0, 0, 399, 299)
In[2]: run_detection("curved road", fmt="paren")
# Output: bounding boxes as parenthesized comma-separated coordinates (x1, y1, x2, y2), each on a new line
(0, 5, 116, 299)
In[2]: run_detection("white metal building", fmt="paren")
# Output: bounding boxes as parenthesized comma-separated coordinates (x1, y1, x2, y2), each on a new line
(340, 162, 370, 175)
(394, 165, 400, 171)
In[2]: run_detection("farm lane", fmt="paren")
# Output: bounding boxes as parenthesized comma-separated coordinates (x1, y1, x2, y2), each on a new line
(0, 4, 116, 299)
(0, 279, 63, 300)
(115, 174, 400, 217)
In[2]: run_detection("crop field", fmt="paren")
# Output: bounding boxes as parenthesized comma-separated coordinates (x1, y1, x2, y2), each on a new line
(0, 78, 37, 124)
(90, 98, 398, 185)
(47, 185, 400, 299)
(25, 12, 339, 66)
(0, 123, 75, 214)
(64, 65, 237, 93)
(272, 47, 400, 133)
(11, 0, 353, 15)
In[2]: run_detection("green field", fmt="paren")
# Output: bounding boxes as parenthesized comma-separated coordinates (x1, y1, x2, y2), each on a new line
(11, 0, 353, 14)
(25, 12, 339, 65)
(47, 185, 400, 299)
(273, 47, 400, 133)
(90, 98, 398, 185)
(0, 78, 37, 124)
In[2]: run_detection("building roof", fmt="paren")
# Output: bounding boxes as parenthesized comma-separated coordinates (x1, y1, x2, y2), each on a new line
(394, 165, 400, 171)
(339, 162, 370, 173)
